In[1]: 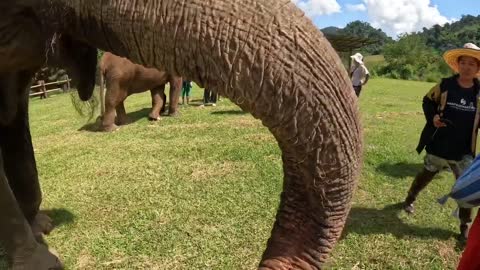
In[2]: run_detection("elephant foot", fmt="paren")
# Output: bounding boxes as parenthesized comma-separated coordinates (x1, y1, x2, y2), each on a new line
(115, 117, 131, 126)
(100, 124, 119, 132)
(31, 212, 54, 240)
(12, 244, 64, 270)
(148, 112, 161, 121)
(148, 115, 161, 121)
(168, 111, 180, 117)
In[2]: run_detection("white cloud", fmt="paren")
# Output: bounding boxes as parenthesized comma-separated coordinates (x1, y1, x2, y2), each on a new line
(291, 0, 341, 17)
(362, 0, 456, 37)
(346, 3, 366, 12)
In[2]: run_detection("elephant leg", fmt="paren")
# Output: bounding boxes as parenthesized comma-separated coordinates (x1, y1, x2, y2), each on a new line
(159, 88, 168, 116)
(115, 101, 129, 126)
(0, 100, 41, 225)
(0, 157, 63, 269)
(100, 81, 123, 132)
(0, 73, 62, 269)
(101, 104, 118, 132)
(149, 86, 165, 121)
(0, 72, 42, 223)
(0, 71, 52, 238)
(167, 78, 182, 116)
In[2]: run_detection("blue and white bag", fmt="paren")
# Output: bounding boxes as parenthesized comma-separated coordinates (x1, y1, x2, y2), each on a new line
(438, 154, 480, 208)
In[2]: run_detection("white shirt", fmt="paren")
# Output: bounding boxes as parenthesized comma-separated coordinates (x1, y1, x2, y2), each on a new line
(350, 64, 369, 86)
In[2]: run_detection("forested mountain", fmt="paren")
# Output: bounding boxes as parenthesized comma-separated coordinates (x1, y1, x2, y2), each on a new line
(322, 15, 480, 82)
(322, 21, 392, 55)
(421, 15, 480, 51)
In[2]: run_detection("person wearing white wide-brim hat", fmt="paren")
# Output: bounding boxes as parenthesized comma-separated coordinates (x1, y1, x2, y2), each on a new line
(349, 52, 370, 97)
(403, 42, 480, 242)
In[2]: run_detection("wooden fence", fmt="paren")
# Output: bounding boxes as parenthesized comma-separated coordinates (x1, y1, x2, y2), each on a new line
(30, 76, 71, 98)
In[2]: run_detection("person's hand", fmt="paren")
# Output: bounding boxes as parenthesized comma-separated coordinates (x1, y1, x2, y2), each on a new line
(433, 114, 447, 128)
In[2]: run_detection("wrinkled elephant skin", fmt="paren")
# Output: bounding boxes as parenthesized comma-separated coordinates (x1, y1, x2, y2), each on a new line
(0, 0, 362, 269)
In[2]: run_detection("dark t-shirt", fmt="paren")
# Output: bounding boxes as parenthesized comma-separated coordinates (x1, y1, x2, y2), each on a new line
(426, 80, 477, 160)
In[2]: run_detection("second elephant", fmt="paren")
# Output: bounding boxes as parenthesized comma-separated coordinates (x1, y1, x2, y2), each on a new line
(99, 52, 183, 132)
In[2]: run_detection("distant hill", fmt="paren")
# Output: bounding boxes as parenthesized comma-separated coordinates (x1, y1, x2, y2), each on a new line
(420, 15, 480, 52)
(322, 15, 480, 55)
(322, 21, 392, 55)
(321, 26, 342, 35)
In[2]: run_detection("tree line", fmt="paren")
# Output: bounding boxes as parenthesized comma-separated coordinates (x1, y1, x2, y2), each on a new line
(323, 15, 480, 82)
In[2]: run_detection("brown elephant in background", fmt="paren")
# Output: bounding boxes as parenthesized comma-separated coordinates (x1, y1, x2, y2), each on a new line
(99, 52, 183, 132)
(0, 0, 362, 269)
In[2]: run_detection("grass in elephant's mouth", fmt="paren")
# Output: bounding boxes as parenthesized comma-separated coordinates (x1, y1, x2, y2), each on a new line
(0, 79, 466, 269)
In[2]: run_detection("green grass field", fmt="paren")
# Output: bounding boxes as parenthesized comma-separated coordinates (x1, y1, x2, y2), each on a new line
(364, 54, 385, 70)
(1, 79, 469, 269)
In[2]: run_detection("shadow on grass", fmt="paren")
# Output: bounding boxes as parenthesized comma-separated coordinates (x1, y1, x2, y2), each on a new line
(0, 208, 71, 264)
(41, 208, 75, 228)
(211, 110, 247, 115)
(185, 101, 206, 107)
(190, 98, 204, 103)
(78, 120, 101, 132)
(78, 108, 152, 132)
(35, 208, 75, 248)
(376, 162, 424, 178)
(342, 203, 455, 240)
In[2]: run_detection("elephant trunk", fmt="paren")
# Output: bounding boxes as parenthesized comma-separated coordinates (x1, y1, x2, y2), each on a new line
(45, 0, 363, 268)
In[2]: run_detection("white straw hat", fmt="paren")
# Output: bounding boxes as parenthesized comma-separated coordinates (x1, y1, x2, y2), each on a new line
(350, 52, 364, 65)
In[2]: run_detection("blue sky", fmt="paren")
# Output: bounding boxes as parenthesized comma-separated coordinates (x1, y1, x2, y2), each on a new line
(292, 0, 480, 37)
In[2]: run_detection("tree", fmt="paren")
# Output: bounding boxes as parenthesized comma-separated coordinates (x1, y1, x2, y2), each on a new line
(378, 34, 450, 81)
(421, 15, 480, 51)
(339, 21, 393, 55)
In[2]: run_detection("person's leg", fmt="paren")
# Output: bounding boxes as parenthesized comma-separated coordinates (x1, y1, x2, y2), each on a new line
(457, 211, 480, 270)
(459, 208, 472, 240)
(186, 87, 191, 105)
(181, 87, 186, 105)
(404, 169, 438, 213)
(353, 85, 362, 97)
(452, 155, 475, 240)
(403, 154, 442, 213)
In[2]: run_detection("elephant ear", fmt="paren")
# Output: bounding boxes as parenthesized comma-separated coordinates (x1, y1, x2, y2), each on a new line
(49, 33, 98, 101)
(0, 2, 45, 72)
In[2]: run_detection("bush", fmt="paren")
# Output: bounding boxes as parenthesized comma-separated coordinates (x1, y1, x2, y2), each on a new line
(371, 33, 453, 82)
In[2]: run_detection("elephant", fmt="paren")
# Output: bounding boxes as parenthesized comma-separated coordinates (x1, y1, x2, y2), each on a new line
(0, 0, 362, 269)
(99, 52, 183, 132)
(0, 2, 98, 269)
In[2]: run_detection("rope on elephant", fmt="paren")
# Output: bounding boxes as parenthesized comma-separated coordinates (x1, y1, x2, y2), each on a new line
(69, 91, 99, 122)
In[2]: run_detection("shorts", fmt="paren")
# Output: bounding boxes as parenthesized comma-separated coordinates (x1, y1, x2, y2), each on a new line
(424, 153, 473, 177)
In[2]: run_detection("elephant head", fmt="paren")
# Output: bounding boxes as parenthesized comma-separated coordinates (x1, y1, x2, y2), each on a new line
(48, 34, 98, 101)
(1, 0, 363, 269)
(0, 0, 97, 103)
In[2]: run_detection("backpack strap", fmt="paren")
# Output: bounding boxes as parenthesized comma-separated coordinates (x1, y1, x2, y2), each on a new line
(471, 78, 480, 156)
(438, 77, 451, 117)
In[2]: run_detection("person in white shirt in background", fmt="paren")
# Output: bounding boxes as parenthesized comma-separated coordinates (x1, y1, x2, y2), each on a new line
(350, 52, 370, 97)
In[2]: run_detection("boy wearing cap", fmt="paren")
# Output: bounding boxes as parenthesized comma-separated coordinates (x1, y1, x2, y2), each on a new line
(402, 43, 480, 241)
(350, 52, 370, 97)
